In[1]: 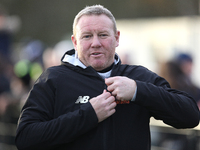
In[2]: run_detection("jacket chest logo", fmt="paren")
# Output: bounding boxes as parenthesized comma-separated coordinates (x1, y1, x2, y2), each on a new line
(75, 96, 90, 104)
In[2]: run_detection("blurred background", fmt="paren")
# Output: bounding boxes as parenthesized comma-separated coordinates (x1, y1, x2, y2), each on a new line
(0, 0, 199, 150)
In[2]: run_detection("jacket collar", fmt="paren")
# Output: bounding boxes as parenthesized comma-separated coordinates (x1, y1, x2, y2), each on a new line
(61, 49, 120, 69)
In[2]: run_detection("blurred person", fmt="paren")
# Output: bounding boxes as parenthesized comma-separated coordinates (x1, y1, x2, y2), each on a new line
(0, 4, 20, 60)
(0, 55, 19, 150)
(0, 4, 12, 59)
(20, 40, 44, 63)
(118, 52, 132, 64)
(0, 4, 21, 150)
(42, 48, 57, 69)
(0, 92, 19, 150)
(176, 53, 200, 104)
(53, 40, 74, 64)
(15, 5, 199, 150)
(13, 39, 45, 87)
(0, 94, 8, 116)
(43, 40, 73, 69)
(161, 53, 200, 107)
(157, 53, 200, 150)
(0, 54, 10, 94)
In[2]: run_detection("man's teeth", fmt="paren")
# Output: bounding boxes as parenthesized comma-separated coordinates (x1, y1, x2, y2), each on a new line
(93, 53, 100, 55)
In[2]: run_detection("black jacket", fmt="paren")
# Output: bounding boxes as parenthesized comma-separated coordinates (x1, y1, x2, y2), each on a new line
(15, 49, 199, 150)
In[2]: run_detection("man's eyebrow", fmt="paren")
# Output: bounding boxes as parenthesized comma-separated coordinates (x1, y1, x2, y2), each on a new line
(99, 30, 109, 33)
(80, 31, 92, 36)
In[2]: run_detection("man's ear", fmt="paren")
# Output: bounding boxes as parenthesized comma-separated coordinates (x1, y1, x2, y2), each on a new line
(115, 30, 120, 47)
(71, 35, 77, 50)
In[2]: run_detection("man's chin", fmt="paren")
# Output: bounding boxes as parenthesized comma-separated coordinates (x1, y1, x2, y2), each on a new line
(92, 64, 105, 71)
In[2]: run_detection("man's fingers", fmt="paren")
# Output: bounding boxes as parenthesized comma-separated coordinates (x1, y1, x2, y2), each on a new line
(105, 78, 117, 92)
(90, 91, 116, 123)
(104, 100, 116, 118)
(107, 95, 116, 103)
(105, 76, 137, 101)
(97, 90, 111, 99)
(103, 89, 106, 93)
(108, 108, 116, 116)
(105, 77, 116, 85)
(110, 101, 117, 109)
(107, 85, 115, 93)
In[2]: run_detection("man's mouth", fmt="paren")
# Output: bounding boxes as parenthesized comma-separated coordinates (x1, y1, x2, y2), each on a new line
(92, 53, 101, 55)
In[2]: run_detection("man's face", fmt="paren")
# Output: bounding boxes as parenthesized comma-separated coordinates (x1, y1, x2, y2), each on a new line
(72, 14, 120, 71)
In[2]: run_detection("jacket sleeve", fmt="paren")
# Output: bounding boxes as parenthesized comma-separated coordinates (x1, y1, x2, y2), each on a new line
(134, 73, 199, 129)
(15, 68, 98, 150)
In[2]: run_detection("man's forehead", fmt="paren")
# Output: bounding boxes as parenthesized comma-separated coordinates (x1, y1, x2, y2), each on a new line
(74, 14, 116, 37)
(78, 14, 111, 23)
(77, 15, 113, 29)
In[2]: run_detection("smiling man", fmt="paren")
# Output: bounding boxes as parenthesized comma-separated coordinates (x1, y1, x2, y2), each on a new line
(15, 5, 199, 150)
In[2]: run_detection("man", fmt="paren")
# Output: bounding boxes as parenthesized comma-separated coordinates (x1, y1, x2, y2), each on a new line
(15, 5, 199, 150)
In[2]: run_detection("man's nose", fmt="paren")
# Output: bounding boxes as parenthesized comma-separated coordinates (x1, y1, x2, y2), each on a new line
(91, 36, 101, 48)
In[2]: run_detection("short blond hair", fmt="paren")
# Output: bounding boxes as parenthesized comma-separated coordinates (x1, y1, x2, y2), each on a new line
(72, 5, 117, 37)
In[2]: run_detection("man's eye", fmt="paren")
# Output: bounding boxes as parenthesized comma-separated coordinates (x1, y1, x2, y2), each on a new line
(84, 35, 91, 38)
(100, 34, 108, 38)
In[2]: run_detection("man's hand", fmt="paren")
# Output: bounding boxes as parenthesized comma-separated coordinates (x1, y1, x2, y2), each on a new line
(90, 90, 116, 123)
(105, 76, 137, 101)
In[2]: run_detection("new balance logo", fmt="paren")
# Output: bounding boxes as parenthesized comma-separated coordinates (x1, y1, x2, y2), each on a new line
(75, 96, 90, 104)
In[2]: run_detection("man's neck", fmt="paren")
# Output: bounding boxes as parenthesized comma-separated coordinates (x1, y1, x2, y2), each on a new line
(98, 63, 114, 73)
